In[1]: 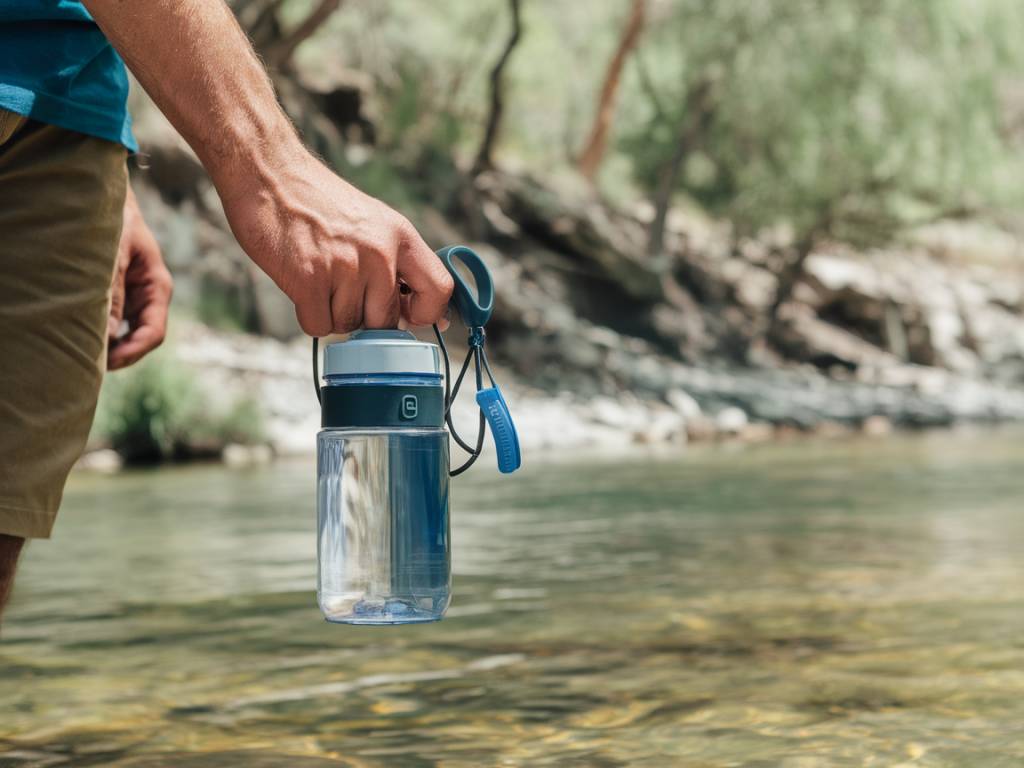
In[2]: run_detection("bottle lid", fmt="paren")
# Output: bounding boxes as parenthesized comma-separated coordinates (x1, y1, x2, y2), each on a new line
(323, 330, 441, 377)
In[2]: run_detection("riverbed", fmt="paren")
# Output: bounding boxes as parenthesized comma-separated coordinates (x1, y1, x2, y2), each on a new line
(3, 430, 1024, 766)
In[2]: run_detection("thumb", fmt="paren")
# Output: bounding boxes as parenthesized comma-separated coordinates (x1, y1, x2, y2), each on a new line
(397, 235, 453, 327)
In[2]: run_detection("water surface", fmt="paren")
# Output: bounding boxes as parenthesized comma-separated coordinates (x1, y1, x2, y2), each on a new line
(3, 431, 1024, 767)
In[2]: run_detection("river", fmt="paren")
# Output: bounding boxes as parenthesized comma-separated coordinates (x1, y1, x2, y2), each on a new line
(3, 430, 1024, 766)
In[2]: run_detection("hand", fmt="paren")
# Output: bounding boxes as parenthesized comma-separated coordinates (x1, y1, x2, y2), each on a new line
(108, 185, 174, 370)
(217, 150, 453, 336)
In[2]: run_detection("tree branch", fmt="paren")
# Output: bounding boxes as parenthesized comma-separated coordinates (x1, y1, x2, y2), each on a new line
(577, 0, 646, 182)
(472, 0, 523, 176)
(647, 77, 716, 257)
(237, 0, 286, 51)
(264, 0, 342, 72)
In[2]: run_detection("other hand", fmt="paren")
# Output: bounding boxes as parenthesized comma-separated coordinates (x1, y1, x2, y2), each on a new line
(108, 185, 174, 370)
(218, 151, 453, 337)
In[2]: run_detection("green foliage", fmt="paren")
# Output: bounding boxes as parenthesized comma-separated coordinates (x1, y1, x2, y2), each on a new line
(259, 0, 1024, 253)
(621, 0, 1024, 246)
(298, 0, 625, 172)
(216, 396, 267, 447)
(196, 273, 254, 334)
(91, 347, 265, 463)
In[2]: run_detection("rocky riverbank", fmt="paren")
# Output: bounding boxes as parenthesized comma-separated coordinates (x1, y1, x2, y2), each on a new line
(79, 106, 1024, 470)
(81, 277, 1024, 472)
(171, 290, 1024, 458)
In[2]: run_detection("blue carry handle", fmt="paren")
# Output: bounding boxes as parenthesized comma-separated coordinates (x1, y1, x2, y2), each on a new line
(433, 245, 521, 476)
(436, 245, 494, 330)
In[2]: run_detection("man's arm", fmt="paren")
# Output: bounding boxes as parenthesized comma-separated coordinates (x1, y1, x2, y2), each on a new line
(82, 0, 453, 335)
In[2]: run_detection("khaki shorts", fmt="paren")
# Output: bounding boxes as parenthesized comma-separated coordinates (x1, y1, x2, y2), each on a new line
(0, 108, 127, 538)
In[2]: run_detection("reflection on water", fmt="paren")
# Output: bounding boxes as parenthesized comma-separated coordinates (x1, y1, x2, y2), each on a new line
(4, 430, 1024, 766)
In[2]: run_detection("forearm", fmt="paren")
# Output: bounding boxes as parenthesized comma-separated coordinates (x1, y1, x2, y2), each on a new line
(82, 0, 304, 197)
(83, 0, 453, 334)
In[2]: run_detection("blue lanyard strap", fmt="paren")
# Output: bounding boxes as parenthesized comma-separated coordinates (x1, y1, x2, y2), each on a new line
(433, 245, 521, 476)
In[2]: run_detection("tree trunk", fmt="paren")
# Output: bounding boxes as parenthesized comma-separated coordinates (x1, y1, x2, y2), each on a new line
(646, 78, 714, 258)
(263, 0, 343, 72)
(647, 121, 689, 259)
(472, 0, 523, 177)
(577, 0, 646, 182)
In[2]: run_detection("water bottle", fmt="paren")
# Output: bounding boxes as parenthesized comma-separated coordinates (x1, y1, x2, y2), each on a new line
(315, 246, 521, 625)
(317, 330, 450, 624)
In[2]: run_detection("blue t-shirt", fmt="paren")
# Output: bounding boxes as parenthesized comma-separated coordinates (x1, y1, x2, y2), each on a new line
(0, 1, 137, 151)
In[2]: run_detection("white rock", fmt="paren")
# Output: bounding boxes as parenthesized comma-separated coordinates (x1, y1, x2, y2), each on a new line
(666, 388, 702, 421)
(715, 406, 749, 435)
(590, 396, 642, 430)
(635, 409, 686, 444)
(74, 449, 123, 474)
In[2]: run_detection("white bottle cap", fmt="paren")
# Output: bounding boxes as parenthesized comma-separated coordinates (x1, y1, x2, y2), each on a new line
(323, 330, 441, 376)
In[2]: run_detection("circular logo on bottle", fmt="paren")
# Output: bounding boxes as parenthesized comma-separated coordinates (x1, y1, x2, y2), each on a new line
(400, 394, 419, 420)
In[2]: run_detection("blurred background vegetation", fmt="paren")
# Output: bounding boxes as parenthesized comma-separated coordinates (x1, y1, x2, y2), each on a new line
(286, 0, 1024, 240)
(94, 0, 1024, 463)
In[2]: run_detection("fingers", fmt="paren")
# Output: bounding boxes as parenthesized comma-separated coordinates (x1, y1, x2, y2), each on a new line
(363, 282, 400, 329)
(396, 228, 454, 328)
(107, 279, 171, 370)
(294, 283, 333, 338)
(107, 321, 166, 370)
(300, 237, 411, 335)
(108, 221, 172, 371)
(329, 257, 365, 334)
(285, 213, 448, 336)
(362, 255, 400, 329)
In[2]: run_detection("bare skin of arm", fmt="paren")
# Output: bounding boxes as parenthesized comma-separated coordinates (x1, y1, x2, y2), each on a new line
(83, 0, 453, 335)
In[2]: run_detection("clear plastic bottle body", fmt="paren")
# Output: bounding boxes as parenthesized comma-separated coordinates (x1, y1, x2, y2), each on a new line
(317, 426, 450, 624)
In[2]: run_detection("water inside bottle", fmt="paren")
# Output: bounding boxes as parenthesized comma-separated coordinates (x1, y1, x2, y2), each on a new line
(317, 430, 450, 624)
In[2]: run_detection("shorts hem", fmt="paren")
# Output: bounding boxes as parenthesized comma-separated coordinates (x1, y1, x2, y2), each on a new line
(0, 502, 56, 539)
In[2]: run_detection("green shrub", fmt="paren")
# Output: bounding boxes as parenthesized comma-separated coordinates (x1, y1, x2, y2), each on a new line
(91, 346, 265, 464)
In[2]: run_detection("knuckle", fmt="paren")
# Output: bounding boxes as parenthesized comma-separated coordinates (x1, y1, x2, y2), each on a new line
(367, 246, 397, 280)
(438, 269, 455, 299)
(328, 253, 360, 290)
(333, 245, 359, 272)
(394, 215, 417, 241)
(312, 255, 335, 283)
(287, 255, 330, 301)
(159, 268, 174, 294)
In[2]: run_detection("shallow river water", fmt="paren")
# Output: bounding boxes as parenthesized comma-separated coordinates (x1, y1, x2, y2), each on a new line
(3, 430, 1024, 767)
